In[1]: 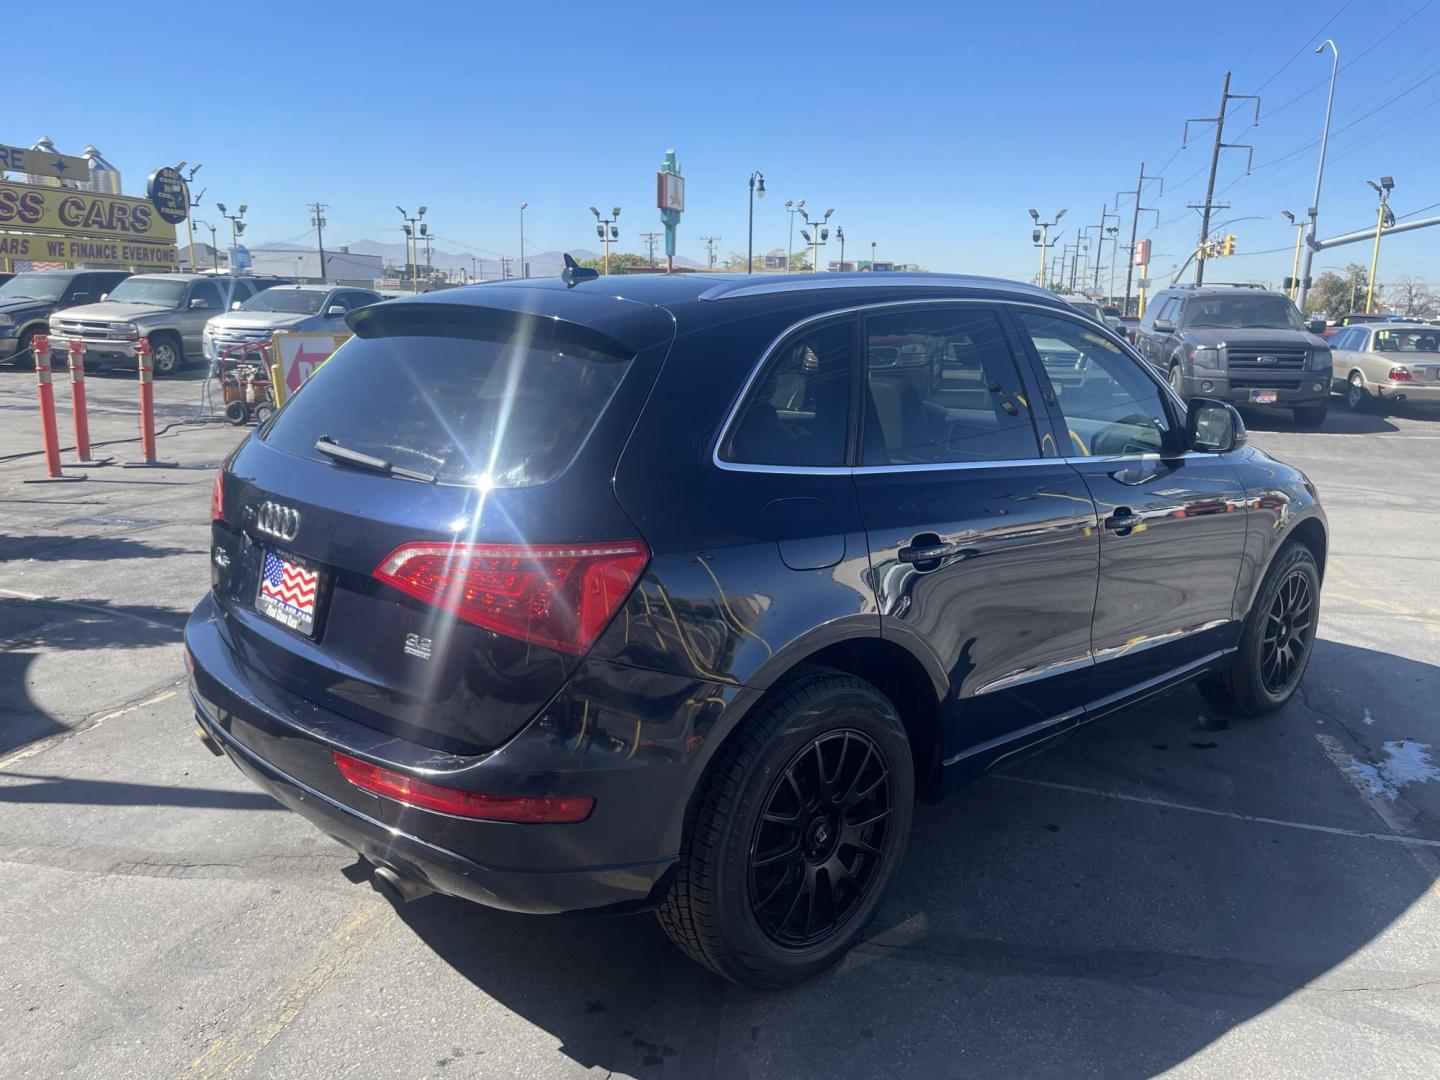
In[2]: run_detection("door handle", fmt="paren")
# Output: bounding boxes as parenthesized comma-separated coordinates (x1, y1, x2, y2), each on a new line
(898, 541, 963, 564)
(1104, 508, 1144, 533)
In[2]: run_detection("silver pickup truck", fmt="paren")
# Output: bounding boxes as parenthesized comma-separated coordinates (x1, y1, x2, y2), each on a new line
(48, 274, 285, 375)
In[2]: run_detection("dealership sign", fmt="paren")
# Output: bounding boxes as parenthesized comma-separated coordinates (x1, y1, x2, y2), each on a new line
(146, 167, 189, 225)
(0, 143, 91, 182)
(0, 179, 178, 243)
(0, 232, 176, 268)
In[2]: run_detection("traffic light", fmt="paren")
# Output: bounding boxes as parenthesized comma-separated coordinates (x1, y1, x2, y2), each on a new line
(1222, 234, 1236, 256)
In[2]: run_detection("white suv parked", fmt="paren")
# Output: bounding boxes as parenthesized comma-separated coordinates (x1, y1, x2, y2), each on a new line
(203, 285, 381, 362)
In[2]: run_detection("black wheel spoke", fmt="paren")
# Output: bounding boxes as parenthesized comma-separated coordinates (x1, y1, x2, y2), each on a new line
(749, 728, 894, 949)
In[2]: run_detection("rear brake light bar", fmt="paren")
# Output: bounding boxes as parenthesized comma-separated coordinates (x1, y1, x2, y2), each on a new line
(373, 539, 649, 654)
(332, 751, 594, 823)
(210, 471, 225, 522)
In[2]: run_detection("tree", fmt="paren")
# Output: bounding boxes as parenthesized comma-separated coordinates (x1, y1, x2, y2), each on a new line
(1305, 262, 1370, 316)
(579, 252, 650, 275)
(724, 252, 760, 272)
(1387, 275, 1437, 318)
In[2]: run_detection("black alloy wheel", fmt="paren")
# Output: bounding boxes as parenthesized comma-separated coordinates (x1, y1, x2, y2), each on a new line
(748, 729, 893, 948)
(1260, 568, 1316, 695)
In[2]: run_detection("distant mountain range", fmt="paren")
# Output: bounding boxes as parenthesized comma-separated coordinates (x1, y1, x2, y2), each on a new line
(253, 239, 700, 278)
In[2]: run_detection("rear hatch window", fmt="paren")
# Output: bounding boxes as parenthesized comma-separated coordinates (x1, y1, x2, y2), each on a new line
(262, 319, 632, 488)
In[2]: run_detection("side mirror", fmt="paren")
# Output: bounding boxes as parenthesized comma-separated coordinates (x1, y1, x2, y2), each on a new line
(326, 305, 346, 317)
(1187, 398, 1247, 454)
(231, 300, 244, 310)
(99, 293, 109, 301)
(1307, 319, 1326, 334)
(70, 293, 90, 303)
(189, 298, 210, 310)
(1153, 318, 1176, 334)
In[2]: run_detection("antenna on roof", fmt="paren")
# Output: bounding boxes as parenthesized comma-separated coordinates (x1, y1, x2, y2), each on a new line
(561, 253, 599, 288)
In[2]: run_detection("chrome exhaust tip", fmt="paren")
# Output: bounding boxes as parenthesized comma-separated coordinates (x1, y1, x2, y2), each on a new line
(372, 865, 434, 903)
(194, 725, 224, 756)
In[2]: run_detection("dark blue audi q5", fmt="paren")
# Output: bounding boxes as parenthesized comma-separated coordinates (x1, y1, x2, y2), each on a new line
(186, 270, 1326, 987)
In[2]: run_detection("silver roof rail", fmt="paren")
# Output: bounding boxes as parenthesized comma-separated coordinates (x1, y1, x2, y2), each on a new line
(698, 272, 1058, 303)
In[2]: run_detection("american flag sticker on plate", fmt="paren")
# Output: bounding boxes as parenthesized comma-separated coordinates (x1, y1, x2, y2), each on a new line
(256, 550, 320, 635)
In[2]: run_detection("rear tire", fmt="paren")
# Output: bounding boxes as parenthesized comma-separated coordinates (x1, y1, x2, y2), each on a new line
(1203, 542, 1320, 717)
(1292, 401, 1329, 427)
(657, 669, 914, 988)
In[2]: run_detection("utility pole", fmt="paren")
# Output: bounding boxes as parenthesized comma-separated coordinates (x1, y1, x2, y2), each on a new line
(701, 234, 720, 269)
(639, 231, 662, 267)
(1117, 162, 1163, 316)
(396, 206, 425, 293)
(1092, 205, 1119, 291)
(499, 256, 513, 280)
(1183, 70, 1260, 285)
(519, 202, 527, 278)
(308, 201, 328, 282)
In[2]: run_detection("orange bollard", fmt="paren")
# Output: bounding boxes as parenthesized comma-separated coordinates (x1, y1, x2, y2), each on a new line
(137, 337, 157, 462)
(22, 333, 84, 484)
(122, 337, 176, 469)
(66, 338, 103, 465)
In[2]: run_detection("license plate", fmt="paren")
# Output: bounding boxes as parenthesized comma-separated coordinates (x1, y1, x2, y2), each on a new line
(255, 548, 321, 637)
(1249, 389, 1278, 404)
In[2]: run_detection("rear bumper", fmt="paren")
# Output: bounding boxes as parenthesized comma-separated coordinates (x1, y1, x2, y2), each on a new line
(183, 592, 720, 914)
(1375, 380, 1440, 403)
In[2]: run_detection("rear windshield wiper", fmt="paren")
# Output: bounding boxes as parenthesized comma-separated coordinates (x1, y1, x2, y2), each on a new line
(314, 436, 436, 483)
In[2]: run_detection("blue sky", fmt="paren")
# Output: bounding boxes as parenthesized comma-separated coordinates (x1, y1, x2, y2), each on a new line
(11, 0, 1440, 288)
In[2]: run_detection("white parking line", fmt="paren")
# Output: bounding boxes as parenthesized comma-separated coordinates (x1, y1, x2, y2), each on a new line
(996, 774, 1440, 850)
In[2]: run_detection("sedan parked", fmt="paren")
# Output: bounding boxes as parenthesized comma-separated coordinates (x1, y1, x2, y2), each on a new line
(1329, 322, 1440, 411)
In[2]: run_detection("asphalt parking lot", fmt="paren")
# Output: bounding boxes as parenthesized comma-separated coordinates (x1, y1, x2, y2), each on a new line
(2, 363, 1438, 1079)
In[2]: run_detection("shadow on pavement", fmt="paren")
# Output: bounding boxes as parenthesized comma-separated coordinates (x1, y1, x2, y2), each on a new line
(0, 771, 281, 811)
(0, 595, 184, 755)
(0, 533, 191, 562)
(390, 642, 1439, 1078)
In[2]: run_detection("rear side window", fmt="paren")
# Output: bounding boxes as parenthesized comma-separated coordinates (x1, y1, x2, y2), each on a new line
(722, 320, 851, 467)
(262, 319, 632, 487)
(862, 308, 1040, 465)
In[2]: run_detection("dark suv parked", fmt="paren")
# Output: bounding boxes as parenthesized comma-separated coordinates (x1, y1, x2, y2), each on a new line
(0, 269, 131, 366)
(1134, 284, 1332, 426)
(186, 272, 1327, 987)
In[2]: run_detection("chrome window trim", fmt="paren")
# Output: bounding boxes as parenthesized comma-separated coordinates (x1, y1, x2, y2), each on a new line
(713, 296, 1093, 475)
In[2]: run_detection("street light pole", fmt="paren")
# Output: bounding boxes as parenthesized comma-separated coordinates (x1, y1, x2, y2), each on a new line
(1296, 39, 1339, 313)
(216, 202, 247, 275)
(798, 206, 833, 274)
(836, 226, 845, 271)
(785, 199, 805, 271)
(1281, 210, 1306, 300)
(396, 206, 425, 293)
(870, 241, 877, 271)
(1029, 208, 1067, 289)
(519, 202, 527, 278)
(747, 171, 765, 274)
(591, 206, 620, 274)
(1365, 176, 1395, 313)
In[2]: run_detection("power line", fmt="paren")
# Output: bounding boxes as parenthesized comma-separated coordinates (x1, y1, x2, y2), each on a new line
(1253, 0, 1353, 92)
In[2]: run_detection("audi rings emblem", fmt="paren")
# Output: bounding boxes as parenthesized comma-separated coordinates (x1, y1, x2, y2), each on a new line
(255, 501, 301, 542)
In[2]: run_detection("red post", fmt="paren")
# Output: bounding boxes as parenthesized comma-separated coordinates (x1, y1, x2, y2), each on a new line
(67, 339, 93, 463)
(137, 337, 157, 464)
(33, 334, 65, 478)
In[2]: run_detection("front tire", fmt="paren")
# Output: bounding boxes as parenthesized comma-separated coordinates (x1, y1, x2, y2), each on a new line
(1168, 362, 1186, 401)
(12, 328, 38, 370)
(1202, 542, 1320, 717)
(150, 334, 183, 377)
(1346, 371, 1377, 413)
(657, 670, 914, 988)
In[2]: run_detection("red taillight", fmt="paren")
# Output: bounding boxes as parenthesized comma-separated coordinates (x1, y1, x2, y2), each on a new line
(1388, 366, 1414, 382)
(332, 751, 594, 823)
(373, 540, 649, 654)
(210, 471, 225, 521)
